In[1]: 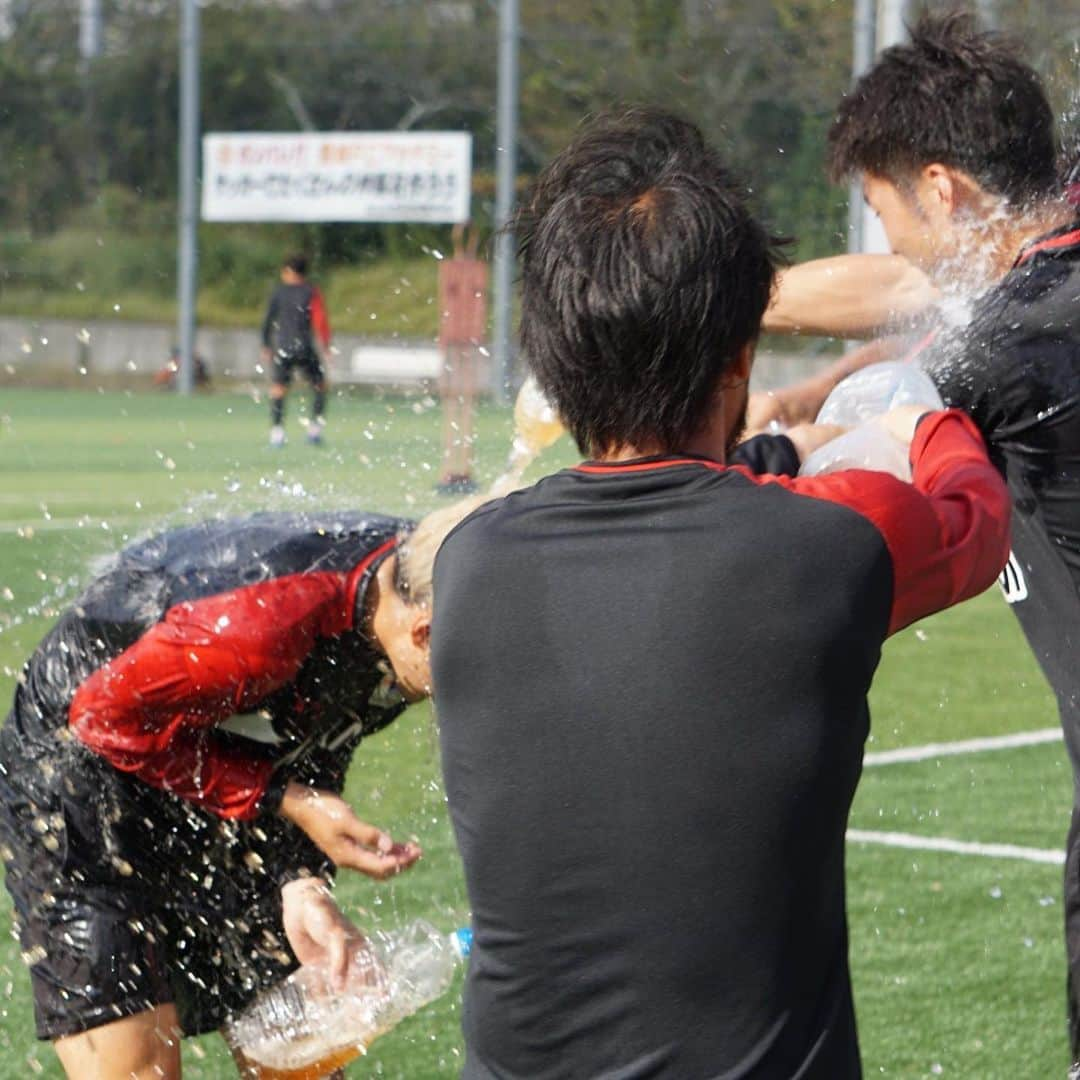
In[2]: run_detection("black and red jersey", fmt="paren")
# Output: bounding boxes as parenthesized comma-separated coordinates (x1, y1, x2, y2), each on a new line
(1, 510, 409, 823)
(921, 220, 1080, 772)
(432, 411, 1009, 1079)
(261, 281, 331, 358)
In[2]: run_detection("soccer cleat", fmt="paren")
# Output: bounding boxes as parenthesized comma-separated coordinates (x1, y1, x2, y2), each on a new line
(269, 425, 286, 448)
(306, 419, 325, 446)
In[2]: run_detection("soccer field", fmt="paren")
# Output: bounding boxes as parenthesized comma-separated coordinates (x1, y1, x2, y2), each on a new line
(0, 386, 1071, 1078)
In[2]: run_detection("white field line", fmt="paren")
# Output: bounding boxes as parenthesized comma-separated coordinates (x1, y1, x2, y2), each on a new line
(864, 727, 1062, 767)
(847, 828, 1064, 866)
(854, 728, 1066, 866)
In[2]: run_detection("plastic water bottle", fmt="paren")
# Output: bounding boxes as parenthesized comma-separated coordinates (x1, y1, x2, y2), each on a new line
(813, 360, 943, 427)
(800, 361, 944, 480)
(224, 921, 472, 1079)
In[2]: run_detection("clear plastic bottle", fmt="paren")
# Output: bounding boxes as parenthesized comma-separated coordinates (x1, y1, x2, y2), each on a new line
(814, 360, 943, 427)
(501, 375, 564, 480)
(800, 360, 944, 480)
(223, 921, 472, 1080)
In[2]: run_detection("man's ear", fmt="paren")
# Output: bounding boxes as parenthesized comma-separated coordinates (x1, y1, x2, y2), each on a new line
(410, 610, 432, 649)
(919, 163, 988, 220)
(720, 342, 755, 388)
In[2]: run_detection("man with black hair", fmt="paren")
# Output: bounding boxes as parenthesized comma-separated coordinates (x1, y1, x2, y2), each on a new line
(432, 107, 1010, 1079)
(825, 14, 1080, 1066)
(261, 253, 331, 447)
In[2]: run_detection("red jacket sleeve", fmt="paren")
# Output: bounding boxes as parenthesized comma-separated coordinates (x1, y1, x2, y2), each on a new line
(68, 571, 353, 820)
(732, 409, 1011, 635)
(789, 410, 1010, 634)
(310, 287, 331, 349)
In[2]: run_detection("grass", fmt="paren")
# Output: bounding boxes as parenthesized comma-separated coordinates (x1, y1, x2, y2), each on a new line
(0, 387, 1073, 1077)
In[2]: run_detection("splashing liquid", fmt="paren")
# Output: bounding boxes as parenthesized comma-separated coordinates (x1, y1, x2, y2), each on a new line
(497, 376, 564, 486)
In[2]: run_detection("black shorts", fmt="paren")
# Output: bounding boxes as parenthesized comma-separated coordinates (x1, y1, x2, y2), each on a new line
(271, 350, 324, 387)
(0, 740, 318, 1040)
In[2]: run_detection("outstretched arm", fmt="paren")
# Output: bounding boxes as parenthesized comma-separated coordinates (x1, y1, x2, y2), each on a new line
(764, 254, 938, 339)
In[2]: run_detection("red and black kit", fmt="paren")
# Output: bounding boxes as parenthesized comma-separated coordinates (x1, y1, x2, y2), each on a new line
(920, 219, 1080, 1051)
(262, 280, 331, 386)
(433, 412, 1009, 1079)
(0, 510, 409, 1039)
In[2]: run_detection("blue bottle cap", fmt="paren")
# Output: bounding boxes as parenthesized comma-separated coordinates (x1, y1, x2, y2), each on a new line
(453, 927, 473, 958)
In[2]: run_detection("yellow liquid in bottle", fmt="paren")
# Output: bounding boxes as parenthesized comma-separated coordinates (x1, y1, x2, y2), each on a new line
(513, 376, 564, 456)
(236, 1030, 387, 1079)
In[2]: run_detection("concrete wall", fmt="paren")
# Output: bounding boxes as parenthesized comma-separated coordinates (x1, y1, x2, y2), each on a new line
(0, 314, 833, 390)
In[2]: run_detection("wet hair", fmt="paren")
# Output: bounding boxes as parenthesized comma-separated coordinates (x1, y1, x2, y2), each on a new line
(283, 253, 309, 276)
(828, 12, 1059, 206)
(514, 107, 783, 457)
(394, 483, 516, 607)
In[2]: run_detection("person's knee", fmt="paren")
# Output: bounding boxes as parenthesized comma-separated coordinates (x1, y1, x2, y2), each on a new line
(53, 1005, 182, 1080)
(270, 383, 287, 399)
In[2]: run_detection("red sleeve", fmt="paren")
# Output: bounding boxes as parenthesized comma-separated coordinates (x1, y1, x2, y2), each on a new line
(732, 409, 1011, 635)
(68, 572, 353, 820)
(310, 287, 331, 348)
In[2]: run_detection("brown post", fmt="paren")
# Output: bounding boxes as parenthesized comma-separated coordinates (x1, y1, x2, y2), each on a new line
(437, 224, 489, 493)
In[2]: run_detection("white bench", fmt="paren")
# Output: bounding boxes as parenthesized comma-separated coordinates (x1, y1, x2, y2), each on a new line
(346, 344, 442, 384)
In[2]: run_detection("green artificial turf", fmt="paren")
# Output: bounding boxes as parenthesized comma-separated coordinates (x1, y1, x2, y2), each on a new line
(0, 388, 1072, 1077)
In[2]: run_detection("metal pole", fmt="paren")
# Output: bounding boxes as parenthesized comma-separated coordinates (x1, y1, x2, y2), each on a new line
(79, 0, 102, 62)
(491, 0, 519, 405)
(855, 0, 911, 254)
(975, 0, 998, 28)
(176, 0, 200, 396)
(847, 0, 876, 255)
(876, 0, 911, 53)
(79, 0, 103, 196)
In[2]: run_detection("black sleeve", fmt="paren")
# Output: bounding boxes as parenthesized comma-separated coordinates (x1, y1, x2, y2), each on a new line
(919, 306, 1004, 437)
(261, 288, 279, 348)
(730, 434, 800, 477)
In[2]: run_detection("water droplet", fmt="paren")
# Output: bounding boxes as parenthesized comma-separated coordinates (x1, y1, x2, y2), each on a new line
(20, 945, 46, 967)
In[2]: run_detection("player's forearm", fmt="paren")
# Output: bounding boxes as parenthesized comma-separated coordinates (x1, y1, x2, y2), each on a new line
(68, 706, 275, 819)
(764, 255, 938, 339)
(896, 410, 1011, 628)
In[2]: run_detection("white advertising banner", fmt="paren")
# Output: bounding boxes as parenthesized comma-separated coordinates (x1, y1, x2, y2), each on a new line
(202, 132, 472, 223)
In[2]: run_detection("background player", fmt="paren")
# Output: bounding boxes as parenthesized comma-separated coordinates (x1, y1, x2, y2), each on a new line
(0, 497, 485, 1079)
(261, 253, 332, 447)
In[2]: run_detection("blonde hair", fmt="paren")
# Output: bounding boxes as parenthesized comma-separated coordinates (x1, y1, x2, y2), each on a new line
(395, 478, 517, 607)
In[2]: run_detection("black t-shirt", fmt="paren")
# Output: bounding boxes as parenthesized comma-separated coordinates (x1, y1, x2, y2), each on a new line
(262, 280, 322, 357)
(922, 220, 1080, 778)
(433, 415, 1009, 1079)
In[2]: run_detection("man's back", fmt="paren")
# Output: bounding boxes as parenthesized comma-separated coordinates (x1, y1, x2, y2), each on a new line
(264, 280, 324, 357)
(434, 458, 907, 1078)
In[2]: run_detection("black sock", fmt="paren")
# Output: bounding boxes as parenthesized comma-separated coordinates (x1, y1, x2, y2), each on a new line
(271, 398, 284, 426)
(313, 389, 326, 420)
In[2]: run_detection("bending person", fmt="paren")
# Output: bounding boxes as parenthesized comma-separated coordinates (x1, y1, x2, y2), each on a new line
(0, 498, 485, 1079)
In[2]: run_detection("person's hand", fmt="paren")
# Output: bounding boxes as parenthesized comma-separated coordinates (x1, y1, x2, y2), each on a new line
(744, 391, 788, 436)
(281, 877, 366, 989)
(279, 782, 421, 880)
(260, 345, 272, 365)
(783, 422, 848, 464)
(877, 404, 937, 448)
